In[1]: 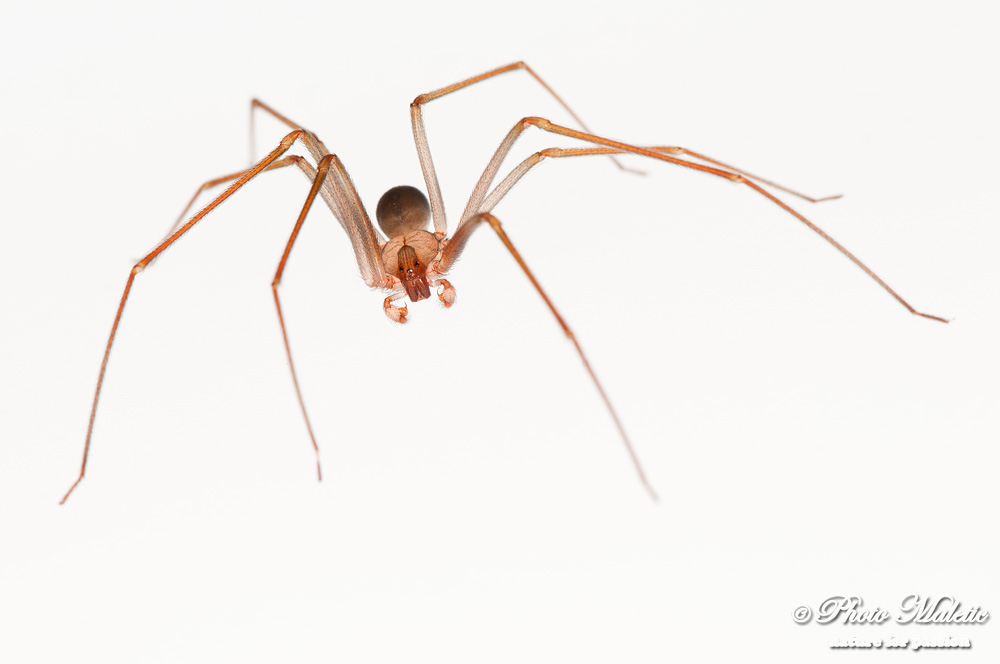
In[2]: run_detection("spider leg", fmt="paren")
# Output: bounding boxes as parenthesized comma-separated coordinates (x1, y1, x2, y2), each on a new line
(157, 151, 380, 468)
(249, 104, 375, 265)
(150, 150, 384, 485)
(474, 146, 838, 223)
(646, 147, 842, 203)
(410, 62, 636, 236)
(271, 153, 338, 482)
(441, 150, 636, 268)
(171, 100, 356, 238)
(250, 99, 332, 165)
(444, 212, 659, 501)
(460, 124, 840, 233)
(61, 129, 313, 504)
(160, 156, 309, 241)
(456, 117, 947, 323)
(156, 147, 386, 287)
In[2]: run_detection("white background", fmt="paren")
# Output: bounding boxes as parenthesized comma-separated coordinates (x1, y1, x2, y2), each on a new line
(1, 1, 997, 662)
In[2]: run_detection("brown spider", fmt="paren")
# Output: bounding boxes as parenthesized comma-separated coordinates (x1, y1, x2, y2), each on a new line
(60, 62, 946, 504)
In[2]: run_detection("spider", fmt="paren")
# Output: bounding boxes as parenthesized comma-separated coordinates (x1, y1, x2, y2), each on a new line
(60, 62, 946, 504)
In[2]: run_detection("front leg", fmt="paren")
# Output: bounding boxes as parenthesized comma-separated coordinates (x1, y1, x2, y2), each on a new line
(441, 212, 659, 501)
(410, 62, 635, 236)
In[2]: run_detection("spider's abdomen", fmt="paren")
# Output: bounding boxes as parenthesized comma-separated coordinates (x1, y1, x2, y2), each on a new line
(376, 185, 431, 238)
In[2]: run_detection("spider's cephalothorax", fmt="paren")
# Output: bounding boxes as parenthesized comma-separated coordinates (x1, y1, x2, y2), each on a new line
(376, 185, 454, 322)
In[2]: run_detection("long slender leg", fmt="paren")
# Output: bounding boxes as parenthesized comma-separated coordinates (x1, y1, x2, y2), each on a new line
(160, 156, 308, 240)
(162, 151, 382, 474)
(271, 154, 337, 482)
(647, 147, 842, 203)
(250, 99, 331, 164)
(451, 117, 946, 323)
(61, 130, 310, 504)
(458, 120, 839, 231)
(247, 100, 387, 286)
(162, 147, 386, 289)
(472, 148, 628, 234)
(475, 147, 834, 226)
(411, 62, 636, 236)
(155, 152, 380, 483)
(248, 101, 363, 245)
(326, 156, 388, 284)
(447, 212, 658, 501)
